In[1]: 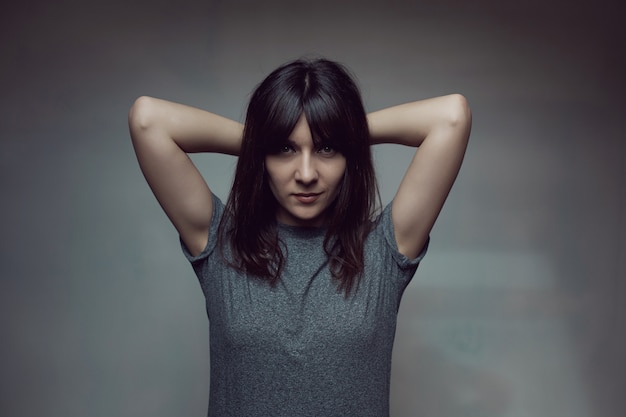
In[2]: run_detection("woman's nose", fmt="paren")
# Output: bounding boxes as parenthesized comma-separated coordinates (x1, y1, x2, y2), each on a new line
(295, 154, 318, 184)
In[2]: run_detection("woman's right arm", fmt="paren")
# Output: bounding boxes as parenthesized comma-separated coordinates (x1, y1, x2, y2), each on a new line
(128, 96, 243, 256)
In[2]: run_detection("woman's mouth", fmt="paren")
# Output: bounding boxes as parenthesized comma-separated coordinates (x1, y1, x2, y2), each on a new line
(294, 193, 321, 204)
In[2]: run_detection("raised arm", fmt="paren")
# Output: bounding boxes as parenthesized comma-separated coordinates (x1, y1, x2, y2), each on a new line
(368, 94, 471, 259)
(129, 96, 243, 256)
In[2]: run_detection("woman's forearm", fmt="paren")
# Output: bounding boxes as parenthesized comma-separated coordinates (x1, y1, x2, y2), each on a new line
(128, 96, 243, 155)
(367, 94, 471, 147)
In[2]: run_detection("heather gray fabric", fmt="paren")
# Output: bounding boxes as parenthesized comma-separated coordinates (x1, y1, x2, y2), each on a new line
(182, 194, 428, 417)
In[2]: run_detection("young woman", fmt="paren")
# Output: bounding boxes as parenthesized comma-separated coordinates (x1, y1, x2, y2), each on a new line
(129, 58, 471, 416)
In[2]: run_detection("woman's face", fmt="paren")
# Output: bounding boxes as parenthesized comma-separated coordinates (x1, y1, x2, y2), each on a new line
(265, 114, 346, 227)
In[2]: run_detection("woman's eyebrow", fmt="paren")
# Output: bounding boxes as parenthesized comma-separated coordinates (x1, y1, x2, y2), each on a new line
(280, 138, 297, 149)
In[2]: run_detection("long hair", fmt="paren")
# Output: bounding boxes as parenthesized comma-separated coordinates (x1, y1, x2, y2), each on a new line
(218, 58, 379, 296)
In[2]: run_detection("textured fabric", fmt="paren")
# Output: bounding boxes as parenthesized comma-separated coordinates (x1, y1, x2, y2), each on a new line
(181, 194, 428, 417)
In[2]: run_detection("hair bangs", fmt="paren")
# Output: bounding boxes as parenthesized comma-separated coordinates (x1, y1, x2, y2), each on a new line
(303, 94, 355, 154)
(252, 87, 304, 154)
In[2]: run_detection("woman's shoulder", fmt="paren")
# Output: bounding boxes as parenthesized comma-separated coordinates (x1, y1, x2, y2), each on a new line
(180, 192, 227, 264)
(366, 200, 429, 268)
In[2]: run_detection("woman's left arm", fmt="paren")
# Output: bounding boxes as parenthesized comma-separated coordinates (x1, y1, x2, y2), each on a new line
(368, 94, 471, 259)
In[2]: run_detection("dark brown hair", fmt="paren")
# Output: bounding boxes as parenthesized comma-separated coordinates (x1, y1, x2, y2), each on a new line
(219, 58, 379, 296)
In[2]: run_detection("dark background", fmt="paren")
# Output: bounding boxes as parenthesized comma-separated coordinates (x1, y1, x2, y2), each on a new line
(2, 0, 624, 416)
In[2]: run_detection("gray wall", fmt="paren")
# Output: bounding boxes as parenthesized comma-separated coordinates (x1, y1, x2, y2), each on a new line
(1, 0, 624, 416)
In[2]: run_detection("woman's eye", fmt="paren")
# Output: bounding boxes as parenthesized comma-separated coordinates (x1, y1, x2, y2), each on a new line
(318, 145, 335, 155)
(278, 145, 293, 153)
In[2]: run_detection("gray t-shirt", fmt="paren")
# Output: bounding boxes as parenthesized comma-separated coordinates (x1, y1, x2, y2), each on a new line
(182, 194, 428, 417)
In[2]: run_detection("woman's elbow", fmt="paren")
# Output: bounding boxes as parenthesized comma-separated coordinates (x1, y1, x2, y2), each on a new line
(446, 94, 472, 131)
(128, 95, 157, 133)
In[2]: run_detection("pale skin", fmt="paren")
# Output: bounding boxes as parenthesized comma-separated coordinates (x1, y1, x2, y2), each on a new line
(265, 114, 348, 229)
(129, 94, 471, 259)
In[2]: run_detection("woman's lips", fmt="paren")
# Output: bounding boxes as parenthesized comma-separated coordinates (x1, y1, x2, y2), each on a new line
(294, 193, 321, 203)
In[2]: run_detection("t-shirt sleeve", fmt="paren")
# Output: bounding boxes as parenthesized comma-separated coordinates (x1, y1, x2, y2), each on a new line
(379, 201, 429, 269)
(180, 193, 225, 265)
